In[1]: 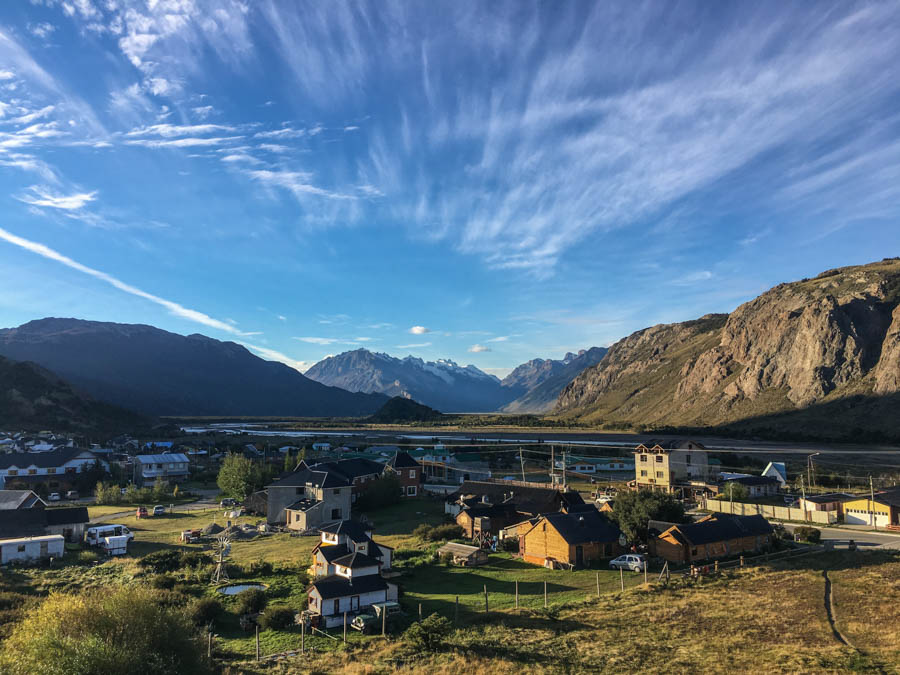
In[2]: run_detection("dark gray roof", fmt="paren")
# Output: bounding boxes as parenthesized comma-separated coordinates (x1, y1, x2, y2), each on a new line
(671, 514, 773, 546)
(317, 544, 351, 563)
(308, 458, 385, 481)
(310, 573, 389, 600)
(449, 480, 584, 517)
(386, 451, 419, 469)
(803, 492, 856, 504)
(320, 520, 373, 543)
(0, 448, 98, 470)
(543, 510, 621, 545)
(0, 490, 43, 510)
(268, 466, 350, 489)
(45, 506, 89, 526)
(0, 509, 46, 538)
(331, 551, 382, 569)
(874, 486, 900, 507)
(285, 498, 319, 512)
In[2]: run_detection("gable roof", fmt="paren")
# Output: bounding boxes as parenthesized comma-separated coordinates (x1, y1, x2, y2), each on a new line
(320, 520, 373, 543)
(0, 509, 47, 538)
(762, 461, 787, 482)
(316, 544, 352, 563)
(723, 475, 779, 487)
(268, 466, 350, 489)
(0, 490, 44, 510)
(448, 480, 584, 516)
(386, 451, 419, 469)
(872, 486, 900, 508)
(541, 510, 621, 545)
(0, 448, 98, 470)
(308, 458, 386, 481)
(309, 573, 389, 600)
(665, 514, 773, 546)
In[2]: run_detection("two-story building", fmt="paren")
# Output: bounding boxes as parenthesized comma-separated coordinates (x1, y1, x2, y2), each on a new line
(304, 458, 389, 504)
(267, 464, 352, 529)
(133, 454, 190, 487)
(307, 520, 398, 628)
(843, 487, 900, 529)
(0, 449, 107, 492)
(385, 451, 422, 497)
(633, 441, 709, 496)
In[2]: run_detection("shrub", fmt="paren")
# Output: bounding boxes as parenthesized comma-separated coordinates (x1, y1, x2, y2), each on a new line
(139, 549, 183, 573)
(794, 526, 821, 544)
(428, 524, 464, 541)
(412, 524, 432, 541)
(439, 552, 453, 566)
(355, 473, 402, 511)
(501, 537, 519, 552)
(258, 607, 295, 631)
(77, 549, 101, 565)
(403, 613, 452, 651)
(0, 587, 213, 675)
(180, 552, 209, 569)
(187, 597, 223, 626)
(235, 588, 267, 615)
(245, 560, 273, 576)
(149, 574, 176, 590)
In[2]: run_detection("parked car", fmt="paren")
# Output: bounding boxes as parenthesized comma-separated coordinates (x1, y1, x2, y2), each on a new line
(350, 602, 403, 634)
(65, 490, 79, 500)
(152, 505, 166, 516)
(135, 506, 148, 518)
(783, 496, 796, 506)
(220, 498, 237, 507)
(48, 492, 61, 502)
(609, 554, 646, 573)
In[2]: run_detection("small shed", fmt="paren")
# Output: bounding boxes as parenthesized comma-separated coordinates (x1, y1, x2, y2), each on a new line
(0, 534, 64, 564)
(436, 542, 489, 566)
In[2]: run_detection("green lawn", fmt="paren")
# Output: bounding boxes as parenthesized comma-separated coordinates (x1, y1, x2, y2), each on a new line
(400, 552, 646, 619)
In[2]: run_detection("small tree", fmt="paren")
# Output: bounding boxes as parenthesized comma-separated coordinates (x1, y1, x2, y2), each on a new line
(403, 613, 452, 651)
(217, 453, 255, 501)
(716, 482, 750, 501)
(258, 607, 294, 631)
(612, 489, 687, 545)
(355, 473, 402, 511)
(235, 588, 267, 615)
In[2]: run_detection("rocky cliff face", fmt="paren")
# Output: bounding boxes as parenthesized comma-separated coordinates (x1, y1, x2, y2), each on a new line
(501, 347, 608, 413)
(556, 259, 900, 438)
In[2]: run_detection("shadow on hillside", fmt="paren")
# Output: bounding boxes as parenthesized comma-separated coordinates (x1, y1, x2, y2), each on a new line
(766, 549, 900, 573)
(675, 391, 900, 444)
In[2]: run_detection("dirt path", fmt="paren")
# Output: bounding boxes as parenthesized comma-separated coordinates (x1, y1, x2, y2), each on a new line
(822, 570, 852, 647)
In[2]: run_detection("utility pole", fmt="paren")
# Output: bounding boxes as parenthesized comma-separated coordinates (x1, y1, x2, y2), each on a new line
(870, 475, 876, 529)
(562, 449, 567, 490)
(800, 475, 808, 522)
(807, 452, 820, 489)
(550, 446, 555, 485)
(519, 449, 526, 483)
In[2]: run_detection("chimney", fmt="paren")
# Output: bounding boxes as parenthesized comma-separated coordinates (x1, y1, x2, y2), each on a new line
(578, 516, 585, 526)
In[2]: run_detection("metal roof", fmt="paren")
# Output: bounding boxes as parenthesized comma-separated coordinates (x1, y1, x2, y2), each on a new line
(136, 454, 189, 464)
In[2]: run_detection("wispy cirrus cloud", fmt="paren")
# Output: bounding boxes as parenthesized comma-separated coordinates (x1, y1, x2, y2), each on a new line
(396, 342, 431, 349)
(16, 185, 97, 210)
(0, 226, 257, 337)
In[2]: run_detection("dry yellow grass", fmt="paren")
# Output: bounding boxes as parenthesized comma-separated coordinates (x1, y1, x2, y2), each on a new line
(231, 552, 899, 675)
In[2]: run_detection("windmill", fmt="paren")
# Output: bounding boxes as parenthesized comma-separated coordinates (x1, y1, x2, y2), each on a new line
(211, 534, 232, 585)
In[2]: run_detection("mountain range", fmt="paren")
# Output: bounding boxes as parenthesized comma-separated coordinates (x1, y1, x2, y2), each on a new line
(0, 319, 387, 418)
(0, 354, 146, 432)
(304, 347, 606, 412)
(555, 258, 900, 440)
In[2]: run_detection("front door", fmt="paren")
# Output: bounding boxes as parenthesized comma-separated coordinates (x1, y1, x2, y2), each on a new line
(575, 545, 584, 567)
(351, 595, 360, 611)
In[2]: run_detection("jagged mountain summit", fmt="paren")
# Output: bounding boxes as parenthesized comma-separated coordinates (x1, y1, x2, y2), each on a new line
(555, 258, 900, 439)
(304, 349, 505, 412)
(0, 318, 387, 417)
(500, 347, 608, 413)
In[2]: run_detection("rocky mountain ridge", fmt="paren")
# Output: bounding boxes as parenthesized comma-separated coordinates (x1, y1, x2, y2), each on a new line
(556, 259, 900, 439)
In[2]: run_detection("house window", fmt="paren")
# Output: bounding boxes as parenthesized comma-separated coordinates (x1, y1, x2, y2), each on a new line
(656, 471, 663, 478)
(28, 469, 36, 475)
(333, 489, 340, 495)
(7, 470, 16, 476)
(685, 455, 691, 464)
(331, 508, 342, 520)
(409, 469, 416, 479)
(17, 545, 25, 553)
(640, 470, 647, 477)
(655, 456, 663, 463)
(406, 486, 417, 496)
(47, 468, 56, 474)
(640, 455, 647, 462)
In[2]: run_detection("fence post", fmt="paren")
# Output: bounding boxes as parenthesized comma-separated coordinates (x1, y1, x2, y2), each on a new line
(343, 611, 347, 643)
(619, 567, 624, 592)
(301, 619, 305, 654)
(255, 624, 260, 661)
(382, 605, 386, 636)
(596, 571, 601, 597)
(740, 555, 744, 568)
(418, 604, 422, 622)
(644, 562, 648, 585)
(484, 585, 489, 613)
(207, 630, 212, 659)
(544, 581, 548, 608)
(714, 560, 719, 574)
(515, 580, 519, 609)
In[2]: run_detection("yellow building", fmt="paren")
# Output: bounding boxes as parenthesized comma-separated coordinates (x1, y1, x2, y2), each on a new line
(634, 440, 709, 495)
(843, 487, 900, 529)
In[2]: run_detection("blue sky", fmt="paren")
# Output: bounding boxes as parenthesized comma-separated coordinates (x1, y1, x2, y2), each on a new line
(0, 2, 899, 377)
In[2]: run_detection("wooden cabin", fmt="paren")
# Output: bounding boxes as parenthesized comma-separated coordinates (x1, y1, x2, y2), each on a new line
(651, 514, 773, 564)
(520, 509, 622, 569)
(436, 542, 489, 566)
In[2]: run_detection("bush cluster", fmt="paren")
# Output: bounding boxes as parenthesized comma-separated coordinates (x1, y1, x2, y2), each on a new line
(413, 523, 464, 542)
(235, 588, 267, 616)
(793, 526, 821, 544)
(187, 598, 223, 627)
(403, 613, 452, 651)
(139, 549, 210, 574)
(258, 607, 294, 630)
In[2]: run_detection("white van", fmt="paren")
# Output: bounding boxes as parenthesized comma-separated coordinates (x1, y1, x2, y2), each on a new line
(85, 524, 134, 547)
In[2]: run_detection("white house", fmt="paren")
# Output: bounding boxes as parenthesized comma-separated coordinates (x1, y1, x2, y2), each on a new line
(0, 534, 64, 564)
(312, 442, 331, 453)
(762, 462, 788, 487)
(307, 520, 396, 628)
(0, 449, 107, 490)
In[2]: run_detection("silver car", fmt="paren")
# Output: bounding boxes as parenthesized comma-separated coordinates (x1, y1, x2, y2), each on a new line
(609, 554, 646, 572)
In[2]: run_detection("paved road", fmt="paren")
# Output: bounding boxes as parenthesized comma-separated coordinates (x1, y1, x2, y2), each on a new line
(782, 523, 900, 550)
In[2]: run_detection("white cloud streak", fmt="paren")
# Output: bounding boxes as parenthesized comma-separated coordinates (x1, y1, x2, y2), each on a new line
(16, 185, 96, 210)
(409, 325, 430, 335)
(0, 226, 255, 337)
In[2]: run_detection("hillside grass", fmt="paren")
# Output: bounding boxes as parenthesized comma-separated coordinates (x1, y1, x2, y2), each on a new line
(234, 550, 900, 675)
